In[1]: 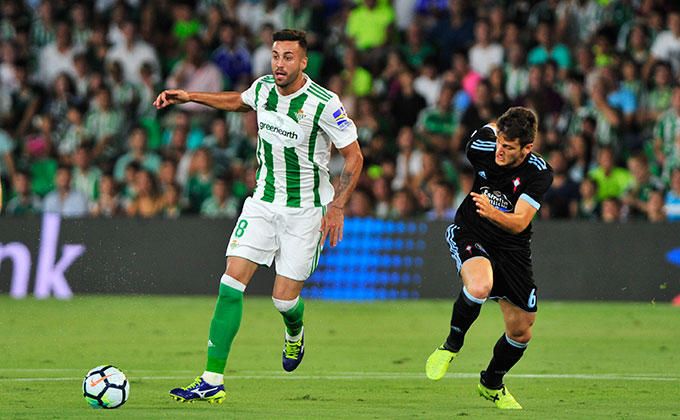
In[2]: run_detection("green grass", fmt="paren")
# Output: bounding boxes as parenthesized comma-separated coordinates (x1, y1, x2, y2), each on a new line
(1, 296, 679, 419)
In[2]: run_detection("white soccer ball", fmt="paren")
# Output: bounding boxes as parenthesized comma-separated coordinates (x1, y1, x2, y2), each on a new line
(83, 365, 130, 409)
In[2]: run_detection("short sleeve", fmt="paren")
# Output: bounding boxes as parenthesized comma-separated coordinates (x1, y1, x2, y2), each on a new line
(519, 169, 554, 210)
(318, 96, 358, 149)
(465, 125, 497, 166)
(240, 76, 268, 110)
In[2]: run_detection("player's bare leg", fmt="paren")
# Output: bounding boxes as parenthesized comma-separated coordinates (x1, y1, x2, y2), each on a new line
(478, 299, 534, 409)
(273, 275, 306, 371)
(225, 256, 259, 285)
(170, 256, 257, 403)
(427, 257, 492, 380)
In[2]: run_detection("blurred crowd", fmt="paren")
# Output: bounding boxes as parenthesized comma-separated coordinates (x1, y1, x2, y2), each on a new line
(1, 0, 680, 223)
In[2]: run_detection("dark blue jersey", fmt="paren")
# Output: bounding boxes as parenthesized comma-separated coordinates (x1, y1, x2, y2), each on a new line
(454, 125, 554, 250)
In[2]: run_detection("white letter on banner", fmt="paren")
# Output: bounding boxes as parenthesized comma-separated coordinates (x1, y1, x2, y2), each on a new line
(34, 214, 85, 299)
(0, 243, 32, 299)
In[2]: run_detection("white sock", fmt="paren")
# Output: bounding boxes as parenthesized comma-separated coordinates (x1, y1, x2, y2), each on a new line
(285, 326, 304, 342)
(202, 371, 224, 385)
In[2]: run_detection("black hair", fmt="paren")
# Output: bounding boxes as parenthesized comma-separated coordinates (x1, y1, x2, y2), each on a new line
(15, 168, 31, 179)
(76, 141, 94, 152)
(497, 107, 538, 146)
(214, 174, 232, 185)
(126, 161, 142, 172)
(272, 29, 307, 52)
(434, 180, 455, 193)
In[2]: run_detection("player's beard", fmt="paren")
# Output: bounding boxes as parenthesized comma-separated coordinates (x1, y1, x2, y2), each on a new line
(275, 67, 301, 89)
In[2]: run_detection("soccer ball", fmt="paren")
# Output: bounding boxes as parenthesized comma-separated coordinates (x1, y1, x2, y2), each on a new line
(83, 365, 129, 409)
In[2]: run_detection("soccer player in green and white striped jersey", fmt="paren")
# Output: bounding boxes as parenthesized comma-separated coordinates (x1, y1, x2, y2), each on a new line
(154, 29, 363, 404)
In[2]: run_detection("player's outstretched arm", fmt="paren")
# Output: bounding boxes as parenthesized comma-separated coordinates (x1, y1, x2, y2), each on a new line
(321, 141, 363, 247)
(472, 193, 537, 234)
(153, 89, 252, 112)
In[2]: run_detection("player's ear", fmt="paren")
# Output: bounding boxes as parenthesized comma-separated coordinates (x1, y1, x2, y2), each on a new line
(522, 142, 533, 154)
(300, 54, 308, 71)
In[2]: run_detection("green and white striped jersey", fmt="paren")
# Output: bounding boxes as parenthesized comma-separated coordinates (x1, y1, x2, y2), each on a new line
(654, 108, 680, 156)
(241, 74, 357, 208)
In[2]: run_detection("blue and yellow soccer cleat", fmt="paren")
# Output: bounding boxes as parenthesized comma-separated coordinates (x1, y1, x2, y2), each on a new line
(478, 382, 523, 409)
(425, 346, 458, 380)
(282, 330, 305, 372)
(169, 377, 226, 404)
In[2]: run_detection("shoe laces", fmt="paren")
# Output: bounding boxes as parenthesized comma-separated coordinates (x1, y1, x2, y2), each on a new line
(182, 376, 202, 390)
(284, 339, 302, 359)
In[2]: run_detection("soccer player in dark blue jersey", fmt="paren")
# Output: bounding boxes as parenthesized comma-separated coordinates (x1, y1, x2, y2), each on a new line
(425, 107, 553, 409)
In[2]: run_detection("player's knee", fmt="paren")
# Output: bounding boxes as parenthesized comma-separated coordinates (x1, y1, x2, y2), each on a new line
(507, 328, 532, 344)
(465, 283, 491, 300)
(272, 296, 299, 313)
(225, 267, 249, 283)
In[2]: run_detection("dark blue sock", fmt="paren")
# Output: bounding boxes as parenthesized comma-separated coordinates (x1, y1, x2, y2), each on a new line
(481, 334, 528, 389)
(444, 287, 484, 352)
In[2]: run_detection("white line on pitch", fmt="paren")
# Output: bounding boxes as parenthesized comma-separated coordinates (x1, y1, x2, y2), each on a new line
(0, 373, 678, 382)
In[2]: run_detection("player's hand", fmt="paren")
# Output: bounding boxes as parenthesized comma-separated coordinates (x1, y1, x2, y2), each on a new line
(471, 192, 496, 220)
(320, 205, 344, 248)
(153, 89, 190, 109)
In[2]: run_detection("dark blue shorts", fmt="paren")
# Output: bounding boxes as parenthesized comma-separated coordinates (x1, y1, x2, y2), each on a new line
(445, 224, 538, 312)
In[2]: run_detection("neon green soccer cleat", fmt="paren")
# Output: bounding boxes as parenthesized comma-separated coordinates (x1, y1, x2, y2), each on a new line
(477, 383, 523, 409)
(425, 346, 458, 380)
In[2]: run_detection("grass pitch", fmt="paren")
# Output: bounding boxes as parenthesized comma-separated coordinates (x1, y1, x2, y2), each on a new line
(1, 296, 678, 419)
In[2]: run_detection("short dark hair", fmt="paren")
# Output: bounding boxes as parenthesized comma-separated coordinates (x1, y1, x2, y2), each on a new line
(215, 174, 232, 185)
(273, 29, 307, 52)
(15, 169, 31, 179)
(76, 141, 94, 152)
(497, 107, 538, 146)
(434, 180, 455, 193)
(57, 164, 72, 173)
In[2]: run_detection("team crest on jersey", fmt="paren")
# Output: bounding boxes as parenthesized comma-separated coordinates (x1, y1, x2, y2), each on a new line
(512, 177, 521, 193)
(332, 106, 350, 129)
(296, 108, 306, 122)
(480, 186, 514, 212)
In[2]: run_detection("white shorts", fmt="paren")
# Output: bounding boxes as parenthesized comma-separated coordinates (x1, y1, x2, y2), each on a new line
(226, 197, 325, 281)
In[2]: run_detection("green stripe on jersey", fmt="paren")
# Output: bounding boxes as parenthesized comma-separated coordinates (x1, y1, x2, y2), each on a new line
(308, 102, 326, 207)
(255, 135, 262, 180)
(312, 82, 333, 97)
(282, 93, 308, 207)
(284, 147, 301, 207)
(307, 89, 328, 103)
(254, 82, 263, 108)
(287, 93, 308, 122)
(308, 84, 331, 102)
(265, 88, 278, 111)
(262, 75, 275, 83)
(310, 82, 332, 100)
(262, 140, 275, 202)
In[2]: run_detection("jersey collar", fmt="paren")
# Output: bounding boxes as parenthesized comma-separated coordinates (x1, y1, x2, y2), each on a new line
(275, 73, 312, 99)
